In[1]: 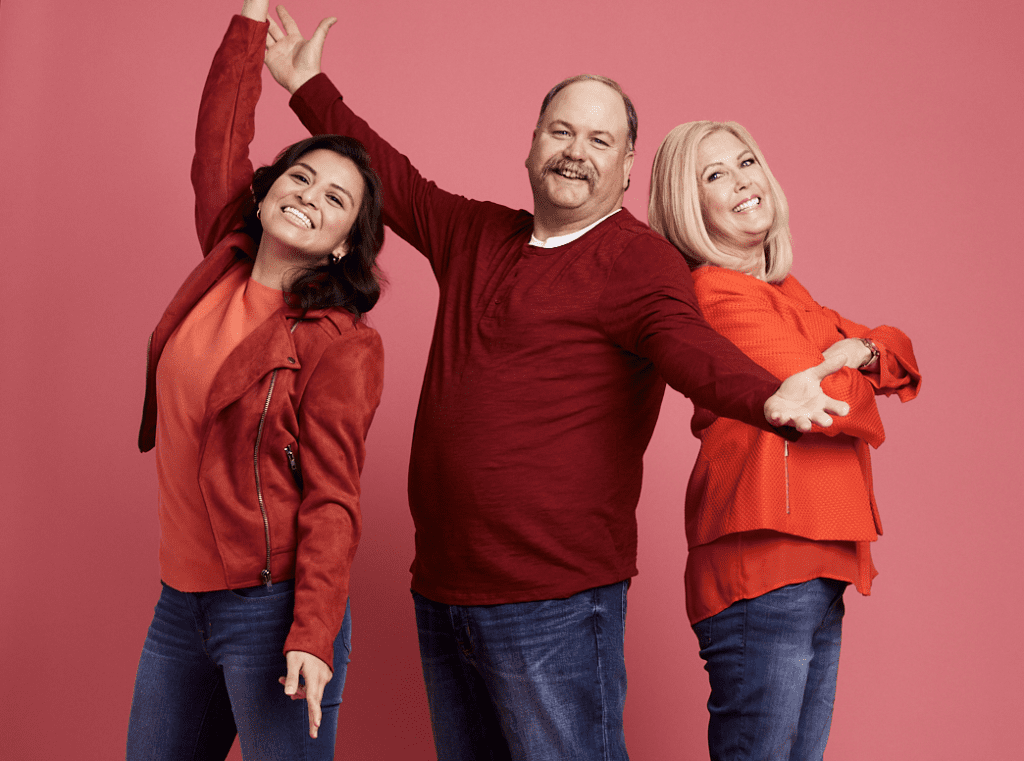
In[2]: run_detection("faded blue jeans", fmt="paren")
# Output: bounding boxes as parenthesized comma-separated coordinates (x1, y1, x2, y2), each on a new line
(127, 581, 351, 761)
(693, 577, 848, 761)
(413, 581, 630, 761)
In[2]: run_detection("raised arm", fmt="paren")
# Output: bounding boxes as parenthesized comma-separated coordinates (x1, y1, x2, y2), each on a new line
(191, 10, 268, 255)
(264, 5, 492, 272)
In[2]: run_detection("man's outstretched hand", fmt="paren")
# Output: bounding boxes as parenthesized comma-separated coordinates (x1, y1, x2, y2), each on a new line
(265, 5, 336, 94)
(765, 354, 850, 432)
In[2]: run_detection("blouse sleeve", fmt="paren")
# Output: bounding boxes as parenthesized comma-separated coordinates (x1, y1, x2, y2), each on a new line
(695, 270, 918, 447)
(826, 308, 922, 403)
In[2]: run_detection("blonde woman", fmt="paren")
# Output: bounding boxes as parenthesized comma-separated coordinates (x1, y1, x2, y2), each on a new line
(649, 122, 921, 760)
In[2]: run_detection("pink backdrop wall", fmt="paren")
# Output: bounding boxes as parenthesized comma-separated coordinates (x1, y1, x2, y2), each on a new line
(2, 0, 1021, 758)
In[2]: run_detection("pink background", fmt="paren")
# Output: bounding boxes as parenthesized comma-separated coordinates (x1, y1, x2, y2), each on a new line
(1, 0, 1021, 758)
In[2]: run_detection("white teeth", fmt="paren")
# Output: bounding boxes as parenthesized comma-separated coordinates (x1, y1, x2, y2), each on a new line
(283, 207, 312, 228)
(733, 197, 760, 212)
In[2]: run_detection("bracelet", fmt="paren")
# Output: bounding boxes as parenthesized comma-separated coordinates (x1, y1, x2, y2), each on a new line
(858, 338, 880, 370)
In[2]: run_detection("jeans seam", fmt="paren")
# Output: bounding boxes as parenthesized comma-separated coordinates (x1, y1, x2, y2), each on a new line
(591, 587, 611, 761)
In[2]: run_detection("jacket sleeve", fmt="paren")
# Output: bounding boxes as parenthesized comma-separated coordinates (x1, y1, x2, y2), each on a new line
(598, 234, 797, 439)
(191, 15, 267, 257)
(289, 74, 477, 277)
(695, 271, 916, 447)
(283, 325, 384, 666)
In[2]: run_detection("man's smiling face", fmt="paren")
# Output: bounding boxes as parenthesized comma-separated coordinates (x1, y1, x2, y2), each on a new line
(526, 79, 634, 234)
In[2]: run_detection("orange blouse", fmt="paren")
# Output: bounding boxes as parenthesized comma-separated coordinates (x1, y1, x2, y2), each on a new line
(685, 267, 921, 623)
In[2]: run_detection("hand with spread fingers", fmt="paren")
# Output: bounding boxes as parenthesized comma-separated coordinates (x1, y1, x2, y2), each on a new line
(764, 353, 850, 432)
(279, 650, 334, 739)
(265, 5, 337, 94)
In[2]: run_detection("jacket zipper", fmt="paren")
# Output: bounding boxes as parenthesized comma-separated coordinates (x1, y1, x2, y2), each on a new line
(284, 444, 303, 492)
(784, 440, 791, 514)
(253, 321, 302, 587)
(254, 370, 279, 586)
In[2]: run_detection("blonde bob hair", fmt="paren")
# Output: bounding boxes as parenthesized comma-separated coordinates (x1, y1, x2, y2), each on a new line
(648, 121, 793, 282)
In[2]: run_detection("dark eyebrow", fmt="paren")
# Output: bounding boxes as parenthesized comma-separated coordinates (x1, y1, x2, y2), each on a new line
(294, 162, 356, 205)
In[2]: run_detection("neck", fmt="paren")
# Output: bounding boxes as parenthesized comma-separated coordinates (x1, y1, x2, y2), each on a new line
(531, 203, 621, 242)
(251, 237, 319, 290)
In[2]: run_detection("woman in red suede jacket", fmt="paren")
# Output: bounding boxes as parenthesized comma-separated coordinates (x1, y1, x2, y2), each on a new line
(127, 3, 383, 758)
(649, 122, 920, 761)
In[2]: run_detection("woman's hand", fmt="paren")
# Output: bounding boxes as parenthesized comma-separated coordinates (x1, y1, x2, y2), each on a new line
(279, 650, 333, 739)
(765, 354, 851, 432)
(822, 337, 872, 370)
(265, 5, 337, 94)
(241, 0, 270, 21)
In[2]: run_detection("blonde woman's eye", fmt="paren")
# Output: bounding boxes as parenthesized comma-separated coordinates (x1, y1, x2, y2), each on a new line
(741, 158, 755, 167)
(707, 171, 722, 182)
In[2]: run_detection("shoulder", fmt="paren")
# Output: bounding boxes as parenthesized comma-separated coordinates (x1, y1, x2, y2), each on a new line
(292, 311, 383, 358)
(692, 266, 783, 311)
(598, 208, 689, 267)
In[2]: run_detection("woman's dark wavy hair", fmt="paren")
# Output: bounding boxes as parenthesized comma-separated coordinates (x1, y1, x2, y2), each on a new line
(241, 135, 385, 316)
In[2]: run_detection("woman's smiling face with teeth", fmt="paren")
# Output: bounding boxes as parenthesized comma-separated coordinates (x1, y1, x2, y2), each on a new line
(697, 130, 775, 260)
(259, 149, 365, 262)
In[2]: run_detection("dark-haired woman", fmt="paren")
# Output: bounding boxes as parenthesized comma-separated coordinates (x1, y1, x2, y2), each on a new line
(126, 2, 383, 758)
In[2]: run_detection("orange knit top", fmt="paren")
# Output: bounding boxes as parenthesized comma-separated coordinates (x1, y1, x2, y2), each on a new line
(155, 262, 283, 591)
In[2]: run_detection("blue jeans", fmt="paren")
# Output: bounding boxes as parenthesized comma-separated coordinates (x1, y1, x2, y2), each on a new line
(413, 581, 630, 761)
(692, 577, 848, 761)
(127, 581, 351, 761)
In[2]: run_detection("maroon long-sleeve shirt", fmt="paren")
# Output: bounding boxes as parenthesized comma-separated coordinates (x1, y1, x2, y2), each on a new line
(291, 74, 788, 605)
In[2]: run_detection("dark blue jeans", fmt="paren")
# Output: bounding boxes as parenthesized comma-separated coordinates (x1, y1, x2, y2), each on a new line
(413, 581, 630, 761)
(127, 581, 351, 761)
(693, 577, 848, 761)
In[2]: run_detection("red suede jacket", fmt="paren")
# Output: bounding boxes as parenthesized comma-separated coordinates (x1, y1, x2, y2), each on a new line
(137, 17, 383, 666)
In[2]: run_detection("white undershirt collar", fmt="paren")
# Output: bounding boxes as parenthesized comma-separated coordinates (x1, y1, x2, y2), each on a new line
(529, 208, 621, 248)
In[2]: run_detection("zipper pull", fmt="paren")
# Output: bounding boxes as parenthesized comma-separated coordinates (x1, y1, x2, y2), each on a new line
(261, 568, 272, 587)
(284, 444, 304, 491)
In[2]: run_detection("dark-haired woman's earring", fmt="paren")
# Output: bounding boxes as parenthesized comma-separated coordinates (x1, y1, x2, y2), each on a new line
(256, 205, 261, 220)
(329, 253, 342, 265)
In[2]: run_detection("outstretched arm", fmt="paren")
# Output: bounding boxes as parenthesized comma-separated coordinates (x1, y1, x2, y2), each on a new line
(264, 5, 337, 94)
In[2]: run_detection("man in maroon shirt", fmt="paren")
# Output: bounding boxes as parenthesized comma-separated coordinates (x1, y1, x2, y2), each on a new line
(262, 6, 850, 759)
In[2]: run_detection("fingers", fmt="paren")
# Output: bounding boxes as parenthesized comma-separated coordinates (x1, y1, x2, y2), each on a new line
(276, 4, 299, 33)
(267, 17, 284, 42)
(311, 16, 338, 45)
(306, 677, 325, 739)
(282, 655, 301, 699)
(277, 675, 307, 699)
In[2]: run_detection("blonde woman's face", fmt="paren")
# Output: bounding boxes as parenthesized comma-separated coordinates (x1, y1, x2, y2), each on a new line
(696, 131, 774, 259)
